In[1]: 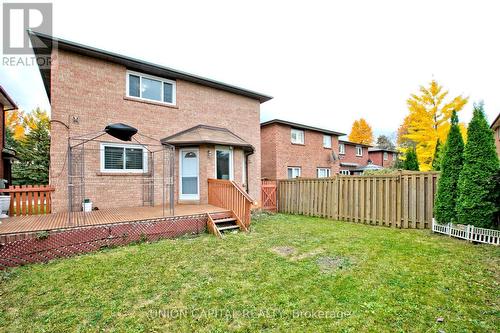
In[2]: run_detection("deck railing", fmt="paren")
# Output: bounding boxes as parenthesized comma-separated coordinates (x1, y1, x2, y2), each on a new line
(207, 179, 256, 227)
(0, 185, 55, 216)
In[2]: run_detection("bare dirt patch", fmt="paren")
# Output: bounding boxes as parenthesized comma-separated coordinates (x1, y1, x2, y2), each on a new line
(316, 256, 352, 273)
(271, 246, 297, 257)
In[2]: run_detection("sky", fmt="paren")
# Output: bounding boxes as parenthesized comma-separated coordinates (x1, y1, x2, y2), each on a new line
(1, 0, 500, 139)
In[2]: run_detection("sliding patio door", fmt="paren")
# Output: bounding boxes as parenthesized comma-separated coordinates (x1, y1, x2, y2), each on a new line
(179, 148, 199, 200)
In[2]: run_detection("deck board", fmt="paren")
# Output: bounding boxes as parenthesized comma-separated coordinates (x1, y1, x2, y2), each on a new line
(0, 204, 225, 235)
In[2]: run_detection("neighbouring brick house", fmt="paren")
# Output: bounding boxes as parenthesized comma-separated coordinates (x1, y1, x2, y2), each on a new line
(0, 85, 17, 185)
(260, 119, 345, 179)
(30, 31, 271, 213)
(368, 148, 398, 168)
(491, 113, 500, 159)
(338, 140, 372, 175)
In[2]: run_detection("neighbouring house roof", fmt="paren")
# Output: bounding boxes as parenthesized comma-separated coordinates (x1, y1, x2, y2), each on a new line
(491, 113, 500, 130)
(161, 125, 254, 152)
(0, 85, 18, 111)
(28, 30, 273, 103)
(350, 162, 384, 172)
(338, 139, 372, 148)
(368, 147, 399, 153)
(340, 162, 359, 167)
(260, 119, 346, 136)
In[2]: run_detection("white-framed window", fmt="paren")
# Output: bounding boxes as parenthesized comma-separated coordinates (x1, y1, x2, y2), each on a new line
(383, 152, 388, 160)
(323, 135, 332, 148)
(126, 71, 176, 105)
(339, 143, 345, 154)
(317, 168, 331, 178)
(287, 167, 301, 179)
(340, 169, 350, 175)
(356, 145, 363, 156)
(393, 153, 397, 160)
(291, 129, 305, 144)
(214, 146, 234, 180)
(100, 143, 148, 173)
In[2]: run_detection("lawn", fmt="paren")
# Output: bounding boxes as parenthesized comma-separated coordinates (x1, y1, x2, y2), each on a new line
(1, 213, 498, 332)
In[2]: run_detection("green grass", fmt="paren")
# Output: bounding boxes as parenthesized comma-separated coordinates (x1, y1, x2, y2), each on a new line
(1, 213, 499, 332)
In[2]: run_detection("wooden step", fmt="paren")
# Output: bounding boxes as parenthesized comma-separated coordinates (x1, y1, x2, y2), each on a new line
(213, 217, 237, 224)
(209, 211, 233, 220)
(217, 225, 240, 231)
(206, 210, 248, 238)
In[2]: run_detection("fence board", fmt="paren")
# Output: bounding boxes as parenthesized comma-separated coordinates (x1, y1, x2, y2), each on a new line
(277, 172, 439, 229)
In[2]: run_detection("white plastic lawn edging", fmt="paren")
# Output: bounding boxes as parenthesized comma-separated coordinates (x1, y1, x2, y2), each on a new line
(432, 219, 500, 245)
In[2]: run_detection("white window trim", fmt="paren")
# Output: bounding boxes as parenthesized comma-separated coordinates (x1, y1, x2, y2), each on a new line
(340, 169, 350, 175)
(323, 135, 332, 148)
(356, 145, 363, 157)
(287, 167, 301, 179)
(214, 146, 234, 180)
(383, 152, 388, 160)
(126, 70, 177, 106)
(291, 129, 305, 144)
(317, 167, 331, 178)
(100, 143, 148, 173)
(179, 148, 200, 200)
(339, 143, 345, 155)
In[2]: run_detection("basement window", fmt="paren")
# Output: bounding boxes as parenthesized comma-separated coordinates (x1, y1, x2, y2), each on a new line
(127, 71, 176, 105)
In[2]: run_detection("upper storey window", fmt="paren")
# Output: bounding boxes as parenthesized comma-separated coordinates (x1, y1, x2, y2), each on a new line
(291, 129, 305, 144)
(127, 71, 176, 105)
(323, 135, 332, 148)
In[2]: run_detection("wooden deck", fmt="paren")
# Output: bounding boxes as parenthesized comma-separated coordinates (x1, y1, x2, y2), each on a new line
(0, 204, 225, 236)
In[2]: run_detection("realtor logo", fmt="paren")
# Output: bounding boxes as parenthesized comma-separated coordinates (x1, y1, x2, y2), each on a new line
(3, 3, 52, 54)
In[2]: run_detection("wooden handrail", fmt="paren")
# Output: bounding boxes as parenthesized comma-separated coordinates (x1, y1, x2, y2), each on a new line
(207, 178, 255, 227)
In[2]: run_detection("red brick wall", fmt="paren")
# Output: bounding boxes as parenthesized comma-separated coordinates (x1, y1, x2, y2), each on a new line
(260, 123, 340, 179)
(49, 49, 262, 212)
(338, 142, 369, 172)
(368, 151, 397, 168)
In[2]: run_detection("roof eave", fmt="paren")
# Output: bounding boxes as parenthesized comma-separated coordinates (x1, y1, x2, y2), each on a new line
(28, 30, 273, 103)
(260, 119, 346, 136)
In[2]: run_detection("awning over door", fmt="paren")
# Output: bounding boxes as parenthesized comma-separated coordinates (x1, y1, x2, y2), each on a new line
(161, 125, 254, 153)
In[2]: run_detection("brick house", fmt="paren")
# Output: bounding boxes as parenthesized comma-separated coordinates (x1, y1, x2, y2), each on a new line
(260, 119, 345, 179)
(368, 148, 399, 168)
(338, 140, 372, 175)
(30, 32, 271, 213)
(491, 113, 500, 159)
(0, 85, 17, 185)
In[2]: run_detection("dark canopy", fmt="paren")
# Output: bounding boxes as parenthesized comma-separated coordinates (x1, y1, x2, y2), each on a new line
(104, 123, 138, 141)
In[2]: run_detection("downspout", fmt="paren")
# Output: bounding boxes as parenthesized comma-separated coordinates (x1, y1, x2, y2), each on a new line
(244, 149, 254, 194)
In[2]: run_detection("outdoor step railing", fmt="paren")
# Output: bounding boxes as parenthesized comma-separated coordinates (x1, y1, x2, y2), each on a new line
(207, 179, 256, 227)
(0, 185, 55, 216)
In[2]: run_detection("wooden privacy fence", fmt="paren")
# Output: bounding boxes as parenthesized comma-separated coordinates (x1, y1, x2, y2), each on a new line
(0, 185, 55, 216)
(278, 172, 439, 229)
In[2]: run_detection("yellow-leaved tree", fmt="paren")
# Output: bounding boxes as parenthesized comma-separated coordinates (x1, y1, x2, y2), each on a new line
(5, 109, 26, 140)
(348, 118, 373, 145)
(399, 80, 468, 171)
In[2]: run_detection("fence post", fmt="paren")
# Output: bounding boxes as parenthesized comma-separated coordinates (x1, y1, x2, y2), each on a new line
(448, 223, 453, 237)
(469, 225, 474, 242)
